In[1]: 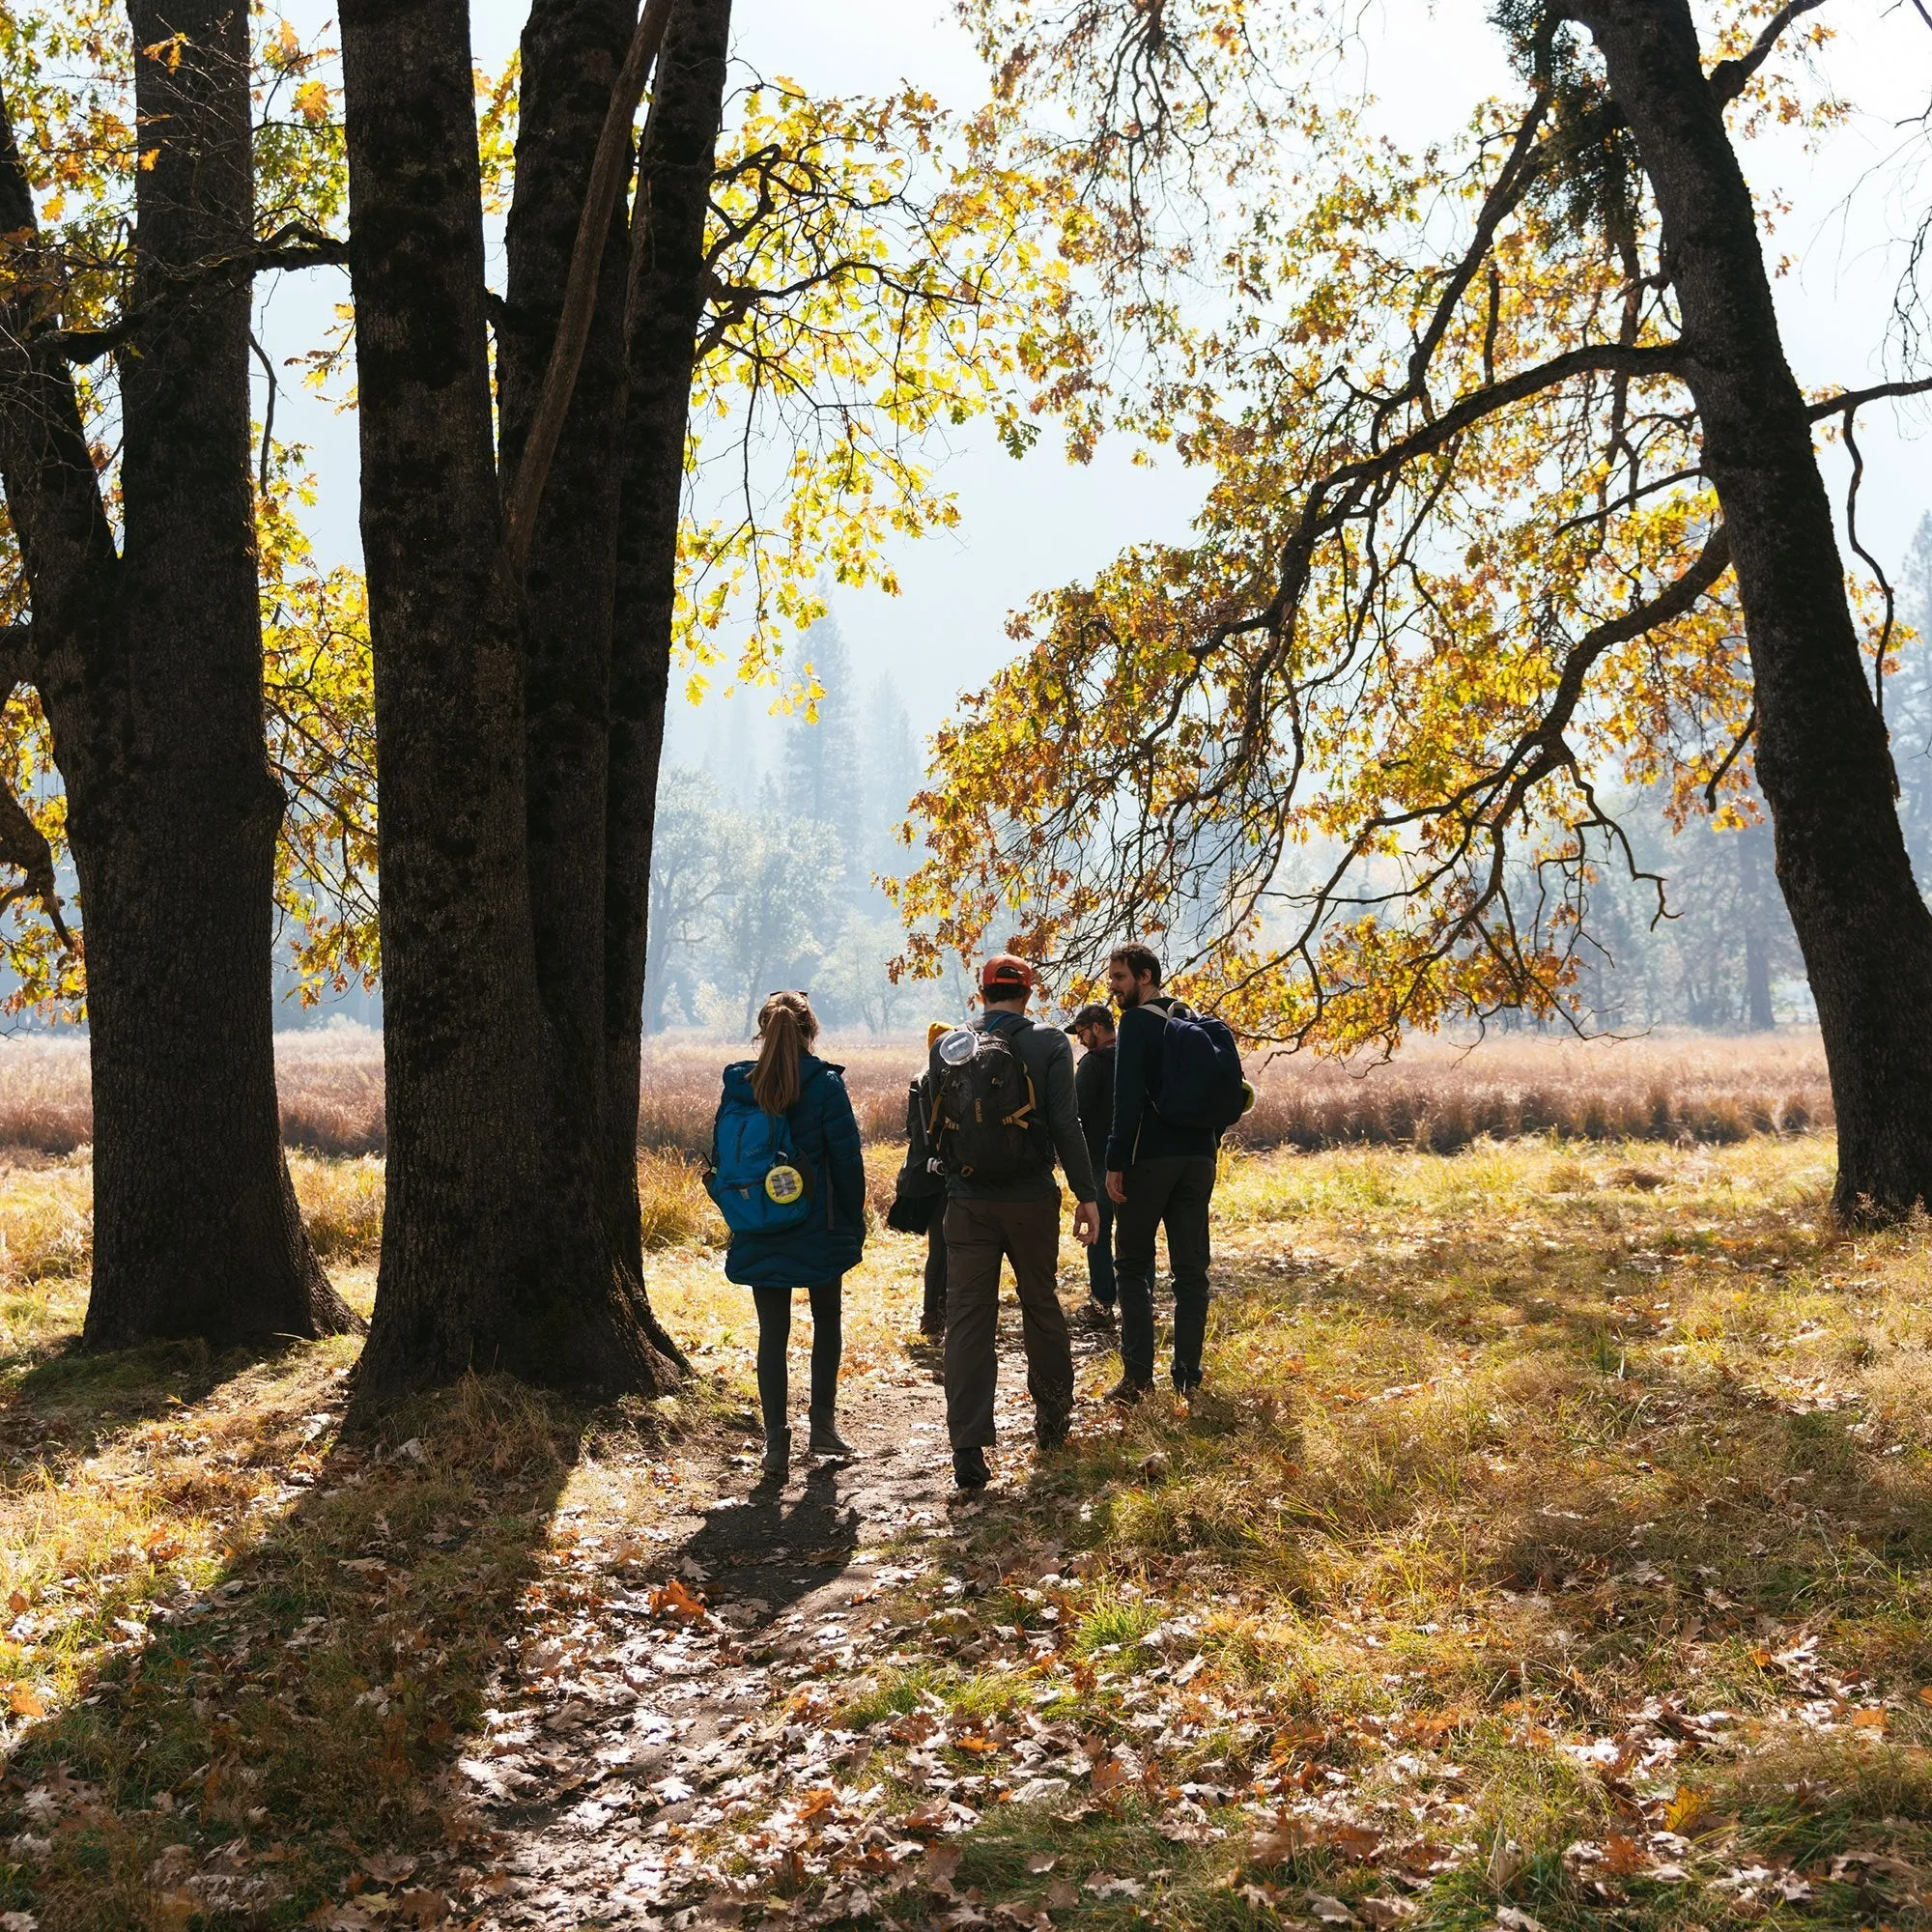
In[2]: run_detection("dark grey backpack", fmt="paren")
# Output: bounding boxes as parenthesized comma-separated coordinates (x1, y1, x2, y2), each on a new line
(927, 1026, 1048, 1182)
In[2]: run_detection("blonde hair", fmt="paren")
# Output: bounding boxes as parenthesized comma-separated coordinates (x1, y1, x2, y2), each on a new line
(752, 991, 820, 1115)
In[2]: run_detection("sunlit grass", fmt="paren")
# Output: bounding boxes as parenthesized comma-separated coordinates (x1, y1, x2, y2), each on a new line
(0, 1129, 1925, 1927)
(815, 1132, 1932, 1928)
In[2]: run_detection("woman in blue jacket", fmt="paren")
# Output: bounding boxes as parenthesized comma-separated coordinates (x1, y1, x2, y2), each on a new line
(719, 991, 866, 1476)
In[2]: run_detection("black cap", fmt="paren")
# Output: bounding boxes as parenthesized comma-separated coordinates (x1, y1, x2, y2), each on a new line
(1064, 1002, 1115, 1034)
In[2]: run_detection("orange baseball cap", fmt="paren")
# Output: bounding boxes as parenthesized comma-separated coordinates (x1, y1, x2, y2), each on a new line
(980, 952, 1037, 993)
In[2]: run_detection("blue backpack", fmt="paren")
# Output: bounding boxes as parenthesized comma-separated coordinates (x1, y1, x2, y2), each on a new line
(1153, 1003, 1249, 1133)
(706, 1085, 815, 1236)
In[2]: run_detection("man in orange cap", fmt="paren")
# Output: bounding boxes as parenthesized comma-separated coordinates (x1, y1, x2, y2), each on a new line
(925, 952, 1099, 1489)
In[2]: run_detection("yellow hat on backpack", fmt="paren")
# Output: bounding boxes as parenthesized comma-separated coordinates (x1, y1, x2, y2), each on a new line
(926, 1021, 950, 1051)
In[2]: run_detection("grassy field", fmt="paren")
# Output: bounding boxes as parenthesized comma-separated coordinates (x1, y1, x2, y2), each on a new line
(0, 1132, 1924, 1927)
(0, 1028, 1834, 1160)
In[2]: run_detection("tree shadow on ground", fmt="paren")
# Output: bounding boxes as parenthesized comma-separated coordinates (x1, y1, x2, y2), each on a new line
(900, 1240, 1932, 1932)
(0, 1335, 307, 1487)
(0, 1368, 597, 1930)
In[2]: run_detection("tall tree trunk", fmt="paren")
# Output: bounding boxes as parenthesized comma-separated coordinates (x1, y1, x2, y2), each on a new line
(604, 0, 733, 1278)
(1577, 0, 1932, 1218)
(498, 0, 688, 1375)
(0, 15, 353, 1349)
(498, 0, 633, 1149)
(340, 0, 678, 1402)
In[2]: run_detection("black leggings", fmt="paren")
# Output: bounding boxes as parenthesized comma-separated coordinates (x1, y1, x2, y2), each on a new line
(752, 1280, 843, 1432)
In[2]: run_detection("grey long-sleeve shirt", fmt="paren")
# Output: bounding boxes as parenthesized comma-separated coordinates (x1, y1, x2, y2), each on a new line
(944, 1009, 1099, 1205)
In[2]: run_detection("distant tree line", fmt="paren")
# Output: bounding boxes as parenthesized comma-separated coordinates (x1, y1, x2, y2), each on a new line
(645, 612, 935, 1036)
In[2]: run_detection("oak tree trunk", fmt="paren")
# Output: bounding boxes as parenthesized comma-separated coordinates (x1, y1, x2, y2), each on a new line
(498, 0, 689, 1375)
(1577, 0, 1932, 1218)
(340, 0, 680, 1402)
(498, 0, 632, 1152)
(0, 9, 352, 1348)
(604, 0, 733, 1277)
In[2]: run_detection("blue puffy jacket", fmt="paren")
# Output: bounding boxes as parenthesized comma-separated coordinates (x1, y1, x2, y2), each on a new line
(718, 1054, 867, 1288)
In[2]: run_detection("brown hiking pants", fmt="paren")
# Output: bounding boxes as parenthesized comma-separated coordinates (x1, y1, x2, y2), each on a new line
(942, 1193, 1074, 1452)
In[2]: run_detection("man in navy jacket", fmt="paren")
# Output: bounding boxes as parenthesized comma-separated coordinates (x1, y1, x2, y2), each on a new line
(1103, 943, 1216, 1401)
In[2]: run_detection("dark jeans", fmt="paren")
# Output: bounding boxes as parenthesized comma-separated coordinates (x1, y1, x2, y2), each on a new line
(751, 1280, 842, 1435)
(1086, 1189, 1116, 1306)
(922, 1219, 948, 1333)
(942, 1194, 1073, 1450)
(1115, 1155, 1215, 1386)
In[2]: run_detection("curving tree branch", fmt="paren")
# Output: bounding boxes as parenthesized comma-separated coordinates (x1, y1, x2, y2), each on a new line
(498, 0, 676, 588)
(17, 224, 349, 366)
(1706, 0, 1828, 107)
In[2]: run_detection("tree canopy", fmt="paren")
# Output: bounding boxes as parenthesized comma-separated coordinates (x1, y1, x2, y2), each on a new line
(892, 0, 1921, 1058)
(0, 0, 1084, 1015)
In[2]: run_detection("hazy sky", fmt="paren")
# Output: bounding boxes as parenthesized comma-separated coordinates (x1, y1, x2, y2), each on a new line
(259, 1, 1932, 757)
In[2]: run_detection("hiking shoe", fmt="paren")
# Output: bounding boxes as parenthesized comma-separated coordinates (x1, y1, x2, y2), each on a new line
(953, 1446, 990, 1490)
(1035, 1406, 1071, 1453)
(1078, 1297, 1118, 1330)
(760, 1427, 791, 1479)
(1174, 1370, 1203, 1398)
(1106, 1375, 1154, 1406)
(808, 1410, 854, 1459)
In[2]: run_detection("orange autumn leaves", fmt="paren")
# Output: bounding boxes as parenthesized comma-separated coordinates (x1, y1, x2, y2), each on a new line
(890, 11, 1877, 1055)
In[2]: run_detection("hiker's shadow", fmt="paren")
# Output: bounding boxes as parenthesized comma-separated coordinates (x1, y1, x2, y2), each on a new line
(681, 1459, 861, 1622)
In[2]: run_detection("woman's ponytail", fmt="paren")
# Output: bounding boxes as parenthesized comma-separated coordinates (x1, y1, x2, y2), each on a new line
(752, 990, 820, 1115)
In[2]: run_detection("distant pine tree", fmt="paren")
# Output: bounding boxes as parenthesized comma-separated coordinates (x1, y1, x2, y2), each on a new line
(862, 673, 922, 876)
(782, 611, 865, 887)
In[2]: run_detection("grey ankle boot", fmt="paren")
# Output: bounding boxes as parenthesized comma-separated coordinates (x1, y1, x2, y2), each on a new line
(808, 1410, 853, 1458)
(761, 1426, 790, 1477)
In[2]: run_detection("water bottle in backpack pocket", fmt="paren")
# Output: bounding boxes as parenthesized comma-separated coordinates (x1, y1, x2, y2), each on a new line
(1152, 1005, 1250, 1133)
(706, 1088, 815, 1236)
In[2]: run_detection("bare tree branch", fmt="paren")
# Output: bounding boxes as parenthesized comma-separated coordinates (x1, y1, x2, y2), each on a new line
(1703, 704, 1758, 810)
(1707, 0, 1828, 107)
(1805, 374, 1932, 419)
(0, 630, 71, 949)
(1383, 90, 1551, 434)
(248, 330, 278, 496)
(0, 777, 71, 951)
(1259, 340, 1684, 639)
(22, 224, 349, 366)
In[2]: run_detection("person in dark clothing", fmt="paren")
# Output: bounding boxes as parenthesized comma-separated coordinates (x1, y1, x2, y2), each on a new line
(886, 1021, 952, 1338)
(1103, 943, 1217, 1402)
(718, 992, 866, 1477)
(1065, 1002, 1118, 1327)
(937, 954, 1099, 1490)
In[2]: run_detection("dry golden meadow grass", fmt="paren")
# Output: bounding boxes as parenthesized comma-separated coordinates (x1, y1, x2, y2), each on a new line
(0, 1026, 1840, 1162)
(633, 1030, 1836, 1157)
(0, 1124, 1926, 1926)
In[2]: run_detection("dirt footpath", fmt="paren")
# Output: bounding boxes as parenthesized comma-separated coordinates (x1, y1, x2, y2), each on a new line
(438, 1300, 1122, 1930)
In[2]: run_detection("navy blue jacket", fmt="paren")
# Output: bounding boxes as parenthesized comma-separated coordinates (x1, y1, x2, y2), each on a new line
(719, 1055, 867, 1288)
(1074, 1039, 1115, 1169)
(1105, 998, 1219, 1169)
